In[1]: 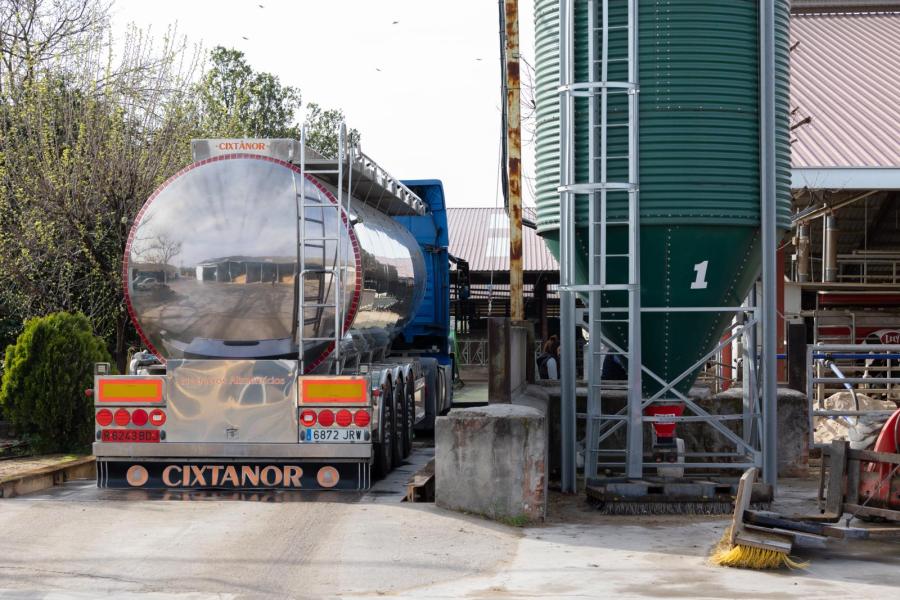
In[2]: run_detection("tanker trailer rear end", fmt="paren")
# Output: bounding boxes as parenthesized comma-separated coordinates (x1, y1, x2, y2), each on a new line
(91, 136, 452, 490)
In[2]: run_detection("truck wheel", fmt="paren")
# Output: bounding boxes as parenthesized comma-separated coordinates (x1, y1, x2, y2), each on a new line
(373, 383, 394, 479)
(401, 378, 414, 458)
(391, 380, 403, 467)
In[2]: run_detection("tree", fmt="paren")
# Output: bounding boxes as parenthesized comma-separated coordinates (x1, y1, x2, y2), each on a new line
(0, 1, 201, 372)
(304, 102, 361, 159)
(195, 47, 360, 157)
(0, 0, 108, 98)
(1, 312, 111, 453)
(195, 46, 301, 138)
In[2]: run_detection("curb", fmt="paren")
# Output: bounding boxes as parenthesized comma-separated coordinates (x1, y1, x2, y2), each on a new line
(0, 456, 96, 498)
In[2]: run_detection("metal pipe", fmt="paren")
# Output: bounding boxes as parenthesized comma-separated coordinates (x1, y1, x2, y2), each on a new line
(504, 0, 525, 321)
(791, 190, 878, 225)
(624, 0, 643, 480)
(824, 214, 839, 282)
(823, 360, 859, 422)
(797, 223, 810, 282)
(821, 214, 827, 282)
(558, 0, 577, 494)
(760, 0, 779, 489)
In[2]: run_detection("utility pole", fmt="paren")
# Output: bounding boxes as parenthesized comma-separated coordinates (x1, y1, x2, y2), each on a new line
(504, 0, 524, 321)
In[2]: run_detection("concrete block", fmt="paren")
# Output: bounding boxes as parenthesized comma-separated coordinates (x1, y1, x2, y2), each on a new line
(436, 404, 546, 522)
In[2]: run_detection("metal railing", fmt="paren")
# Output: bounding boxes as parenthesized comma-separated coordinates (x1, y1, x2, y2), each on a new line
(837, 253, 900, 285)
(807, 343, 900, 449)
(456, 339, 488, 366)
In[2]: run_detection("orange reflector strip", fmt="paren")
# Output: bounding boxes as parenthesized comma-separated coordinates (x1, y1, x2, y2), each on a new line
(98, 379, 163, 403)
(299, 378, 367, 404)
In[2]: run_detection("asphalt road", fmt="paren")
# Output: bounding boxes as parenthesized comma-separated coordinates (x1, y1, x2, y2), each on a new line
(0, 448, 518, 599)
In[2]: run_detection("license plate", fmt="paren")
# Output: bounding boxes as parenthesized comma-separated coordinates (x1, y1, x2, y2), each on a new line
(101, 429, 160, 443)
(303, 428, 366, 443)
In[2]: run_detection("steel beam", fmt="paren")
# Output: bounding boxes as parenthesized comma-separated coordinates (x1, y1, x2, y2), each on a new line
(760, 0, 778, 489)
(558, 0, 577, 494)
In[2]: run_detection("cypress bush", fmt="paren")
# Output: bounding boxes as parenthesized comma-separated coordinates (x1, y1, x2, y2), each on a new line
(0, 312, 111, 453)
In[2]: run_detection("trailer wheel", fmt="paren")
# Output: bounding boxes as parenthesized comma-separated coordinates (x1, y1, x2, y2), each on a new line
(373, 382, 394, 479)
(400, 376, 414, 458)
(391, 379, 403, 467)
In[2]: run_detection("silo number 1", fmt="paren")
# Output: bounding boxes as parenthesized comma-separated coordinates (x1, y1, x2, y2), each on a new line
(691, 261, 709, 290)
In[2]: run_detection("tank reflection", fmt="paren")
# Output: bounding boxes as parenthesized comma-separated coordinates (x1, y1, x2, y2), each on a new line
(126, 155, 426, 370)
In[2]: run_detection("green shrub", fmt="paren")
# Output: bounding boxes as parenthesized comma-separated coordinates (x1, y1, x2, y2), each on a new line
(0, 312, 111, 453)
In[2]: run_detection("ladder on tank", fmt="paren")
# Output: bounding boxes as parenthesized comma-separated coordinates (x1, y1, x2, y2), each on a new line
(560, 0, 643, 480)
(296, 124, 352, 374)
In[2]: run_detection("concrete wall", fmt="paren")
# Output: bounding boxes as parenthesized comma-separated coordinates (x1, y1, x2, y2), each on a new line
(487, 318, 535, 403)
(436, 404, 547, 522)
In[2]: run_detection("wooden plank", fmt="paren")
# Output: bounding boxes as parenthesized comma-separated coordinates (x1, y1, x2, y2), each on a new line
(728, 468, 758, 546)
(825, 440, 848, 518)
(859, 527, 900, 539)
(744, 524, 827, 549)
(734, 529, 793, 553)
(405, 458, 435, 503)
(849, 448, 900, 465)
(844, 503, 900, 522)
(846, 455, 860, 505)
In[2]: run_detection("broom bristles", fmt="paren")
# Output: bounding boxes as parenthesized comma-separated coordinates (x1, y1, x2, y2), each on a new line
(710, 544, 808, 570)
(709, 527, 809, 570)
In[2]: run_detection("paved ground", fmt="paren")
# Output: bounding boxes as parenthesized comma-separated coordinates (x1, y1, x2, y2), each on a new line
(1, 450, 899, 599)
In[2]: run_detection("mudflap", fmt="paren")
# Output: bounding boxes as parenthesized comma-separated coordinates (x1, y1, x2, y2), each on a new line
(97, 460, 371, 491)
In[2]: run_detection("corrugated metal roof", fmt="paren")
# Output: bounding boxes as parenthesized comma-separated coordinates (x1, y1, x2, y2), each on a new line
(447, 207, 559, 273)
(791, 11, 900, 168)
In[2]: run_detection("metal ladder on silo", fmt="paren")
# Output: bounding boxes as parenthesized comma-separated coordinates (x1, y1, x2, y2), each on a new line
(572, 0, 643, 480)
(296, 124, 352, 374)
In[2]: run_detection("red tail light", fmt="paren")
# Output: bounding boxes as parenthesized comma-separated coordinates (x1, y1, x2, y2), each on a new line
(335, 409, 352, 427)
(149, 408, 166, 426)
(114, 408, 130, 427)
(318, 409, 335, 427)
(353, 410, 371, 427)
(299, 409, 317, 427)
(96, 409, 113, 427)
(131, 408, 149, 426)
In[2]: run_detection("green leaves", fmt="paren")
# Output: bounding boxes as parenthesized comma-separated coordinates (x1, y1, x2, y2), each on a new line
(195, 46, 302, 139)
(304, 102, 361, 159)
(194, 46, 360, 157)
(0, 312, 111, 453)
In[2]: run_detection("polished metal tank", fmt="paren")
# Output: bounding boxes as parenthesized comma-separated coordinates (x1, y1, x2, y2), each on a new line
(125, 155, 426, 372)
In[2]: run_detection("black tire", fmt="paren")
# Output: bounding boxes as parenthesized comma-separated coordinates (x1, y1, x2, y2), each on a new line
(373, 382, 394, 479)
(401, 376, 414, 458)
(391, 379, 403, 467)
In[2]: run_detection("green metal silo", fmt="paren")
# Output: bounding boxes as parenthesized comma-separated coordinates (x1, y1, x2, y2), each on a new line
(534, 0, 791, 397)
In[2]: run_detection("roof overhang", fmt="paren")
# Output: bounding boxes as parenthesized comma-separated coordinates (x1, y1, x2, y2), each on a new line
(791, 167, 900, 191)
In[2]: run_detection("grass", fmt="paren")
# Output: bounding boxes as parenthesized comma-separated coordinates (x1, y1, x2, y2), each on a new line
(497, 514, 531, 528)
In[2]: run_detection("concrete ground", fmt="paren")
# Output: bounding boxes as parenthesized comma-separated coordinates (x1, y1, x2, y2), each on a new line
(452, 380, 489, 406)
(1, 455, 898, 599)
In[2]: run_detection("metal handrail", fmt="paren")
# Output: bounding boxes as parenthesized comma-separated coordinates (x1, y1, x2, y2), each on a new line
(807, 343, 900, 449)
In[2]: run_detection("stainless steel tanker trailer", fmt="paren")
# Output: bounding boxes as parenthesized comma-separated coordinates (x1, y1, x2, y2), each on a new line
(91, 132, 453, 490)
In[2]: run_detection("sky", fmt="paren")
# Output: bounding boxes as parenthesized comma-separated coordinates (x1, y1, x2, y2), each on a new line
(112, 0, 537, 210)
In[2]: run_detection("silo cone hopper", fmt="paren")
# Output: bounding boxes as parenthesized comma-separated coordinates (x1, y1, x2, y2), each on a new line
(534, 0, 792, 487)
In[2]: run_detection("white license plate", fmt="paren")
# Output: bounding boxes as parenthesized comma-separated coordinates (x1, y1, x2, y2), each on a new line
(303, 428, 366, 443)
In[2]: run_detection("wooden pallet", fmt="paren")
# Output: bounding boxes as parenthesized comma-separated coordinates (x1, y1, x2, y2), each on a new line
(405, 458, 435, 503)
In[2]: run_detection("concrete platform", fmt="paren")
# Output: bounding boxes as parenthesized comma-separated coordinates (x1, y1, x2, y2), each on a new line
(436, 403, 547, 521)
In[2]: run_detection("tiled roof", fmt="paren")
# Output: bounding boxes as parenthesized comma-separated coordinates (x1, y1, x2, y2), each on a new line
(447, 207, 559, 272)
(790, 10, 900, 168)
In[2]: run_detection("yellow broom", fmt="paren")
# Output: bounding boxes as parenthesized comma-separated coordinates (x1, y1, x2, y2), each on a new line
(709, 468, 809, 570)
